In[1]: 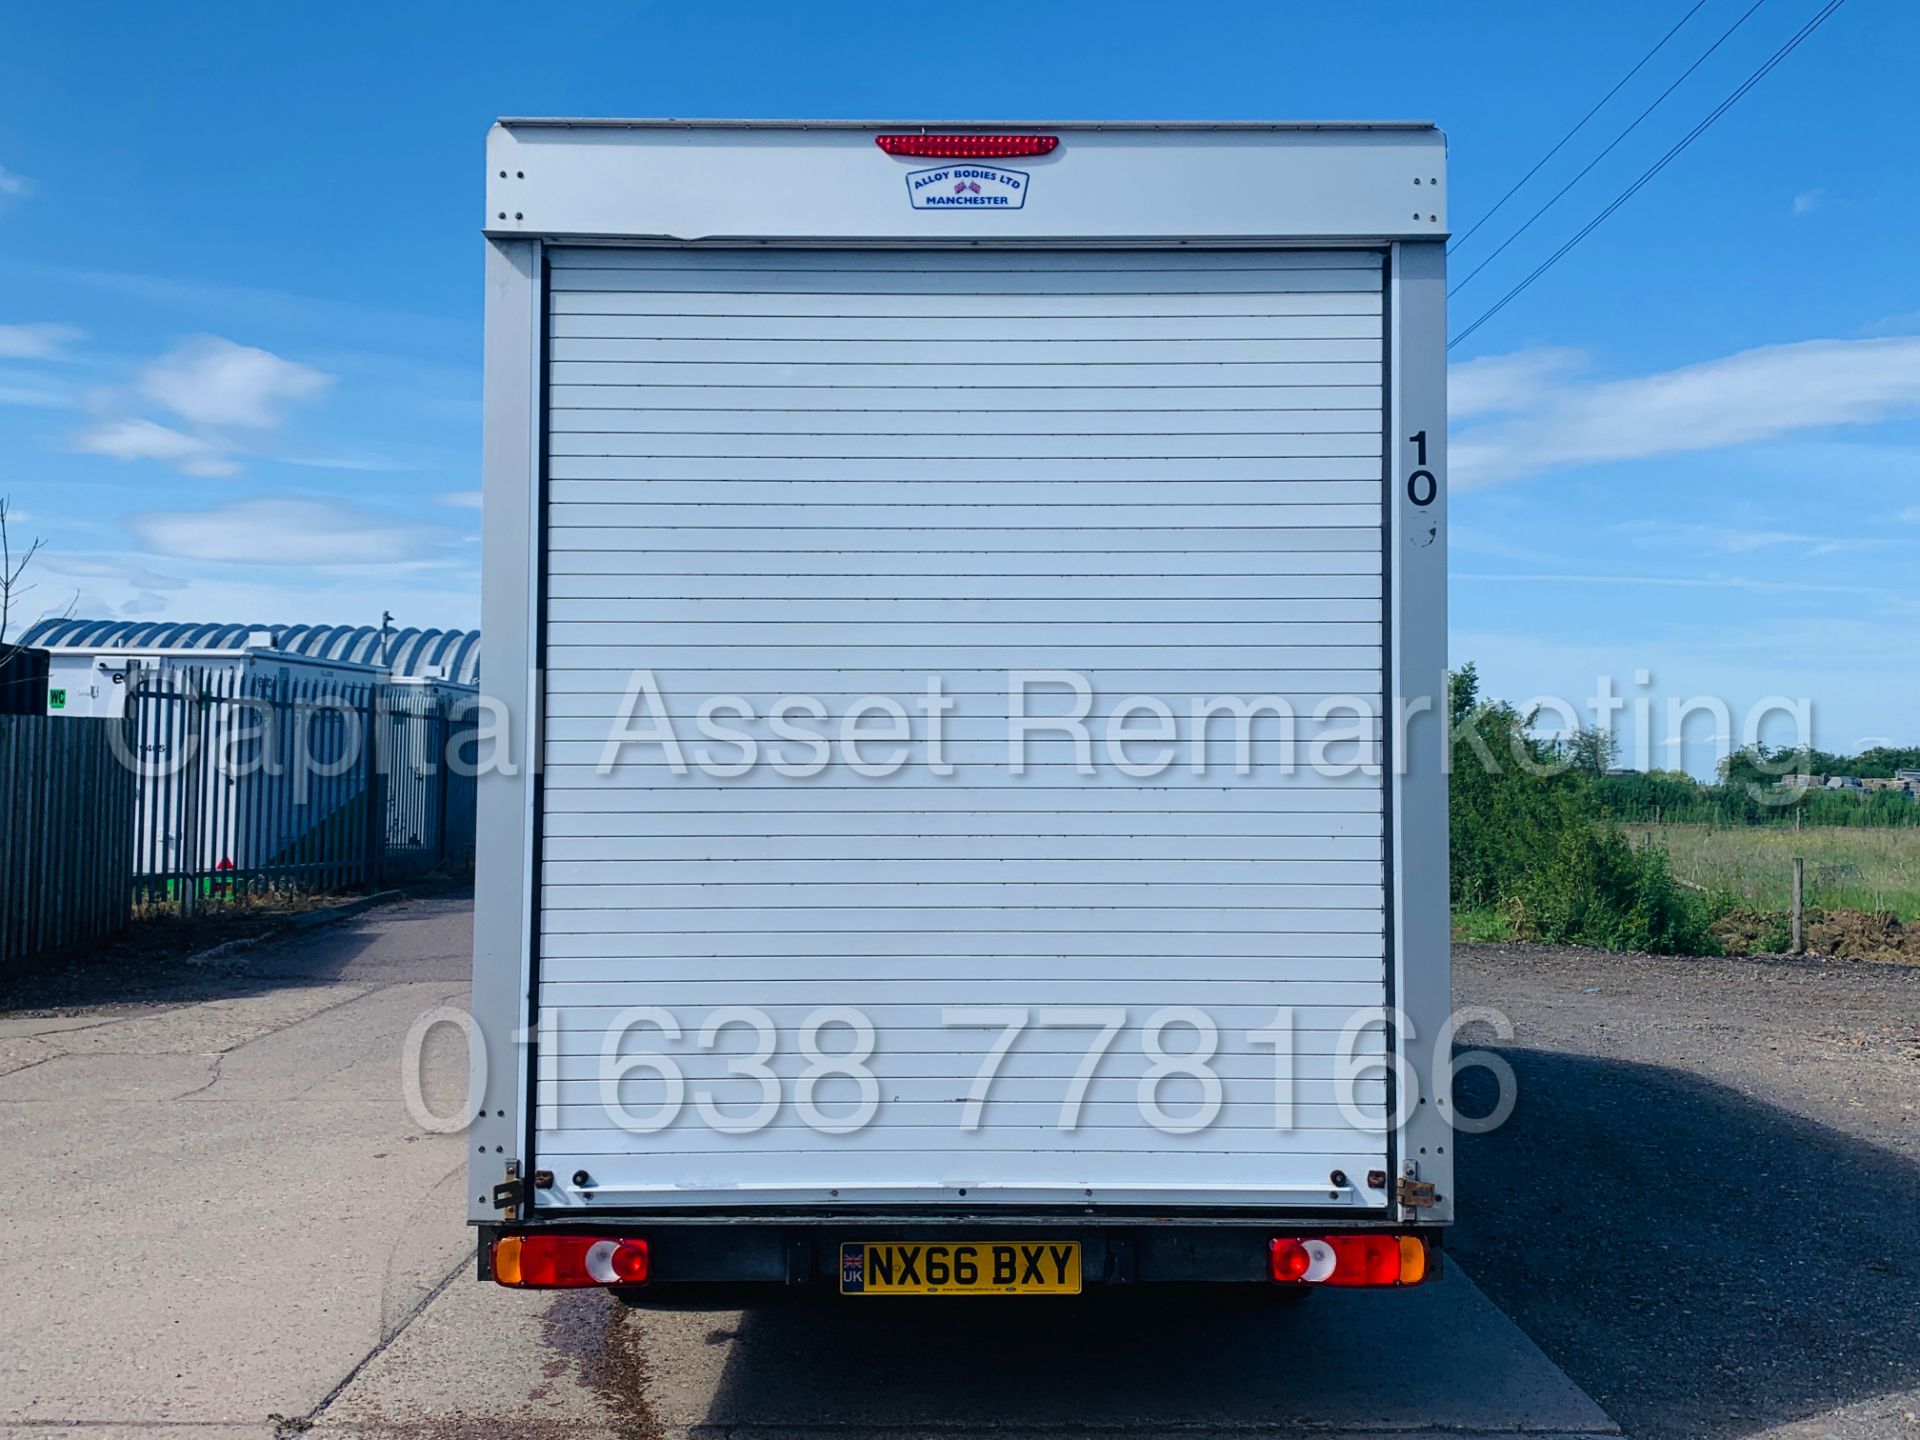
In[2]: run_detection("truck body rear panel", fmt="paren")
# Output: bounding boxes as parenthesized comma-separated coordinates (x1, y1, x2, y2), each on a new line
(469, 120, 1451, 1254)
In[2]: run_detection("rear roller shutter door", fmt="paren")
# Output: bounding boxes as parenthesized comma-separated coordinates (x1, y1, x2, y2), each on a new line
(534, 247, 1390, 1208)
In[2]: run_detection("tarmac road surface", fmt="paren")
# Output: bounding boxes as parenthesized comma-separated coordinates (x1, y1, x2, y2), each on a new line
(53, 895, 1917, 1437)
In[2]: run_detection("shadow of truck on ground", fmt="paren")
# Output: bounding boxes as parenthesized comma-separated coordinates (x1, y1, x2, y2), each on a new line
(1452, 1045, 1920, 1440)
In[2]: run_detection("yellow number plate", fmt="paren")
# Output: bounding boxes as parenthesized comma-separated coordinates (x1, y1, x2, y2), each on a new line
(840, 1241, 1081, 1296)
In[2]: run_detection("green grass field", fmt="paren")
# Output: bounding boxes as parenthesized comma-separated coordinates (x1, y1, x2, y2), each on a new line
(1635, 822, 1920, 922)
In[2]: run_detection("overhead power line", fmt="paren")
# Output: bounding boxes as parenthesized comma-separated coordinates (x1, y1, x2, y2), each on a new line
(1449, 0, 1849, 351)
(1452, 0, 1771, 298)
(1450, 0, 1713, 257)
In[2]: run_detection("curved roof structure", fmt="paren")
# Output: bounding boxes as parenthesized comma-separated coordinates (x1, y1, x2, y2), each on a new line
(21, 618, 481, 685)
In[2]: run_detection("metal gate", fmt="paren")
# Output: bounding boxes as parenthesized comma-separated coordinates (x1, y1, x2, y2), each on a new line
(125, 668, 477, 908)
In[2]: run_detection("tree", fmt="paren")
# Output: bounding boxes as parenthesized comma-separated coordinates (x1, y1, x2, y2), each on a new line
(1563, 722, 1620, 776)
(1448, 662, 1480, 731)
(0, 494, 48, 671)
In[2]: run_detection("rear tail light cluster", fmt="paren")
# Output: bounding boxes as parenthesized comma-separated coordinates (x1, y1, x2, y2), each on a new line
(1270, 1235, 1428, 1287)
(492, 1234, 649, 1289)
(874, 134, 1059, 159)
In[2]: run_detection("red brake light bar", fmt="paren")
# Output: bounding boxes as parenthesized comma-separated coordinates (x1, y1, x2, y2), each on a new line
(492, 1234, 649, 1289)
(1270, 1235, 1429, 1287)
(875, 134, 1059, 159)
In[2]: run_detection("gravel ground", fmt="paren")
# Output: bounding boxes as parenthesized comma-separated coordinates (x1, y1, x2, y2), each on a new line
(1453, 942, 1920, 1440)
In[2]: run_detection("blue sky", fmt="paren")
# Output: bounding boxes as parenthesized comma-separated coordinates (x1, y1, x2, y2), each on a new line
(1, 0, 1914, 774)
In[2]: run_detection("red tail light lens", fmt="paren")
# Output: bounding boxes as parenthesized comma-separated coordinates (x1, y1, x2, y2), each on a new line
(492, 1235, 649, 1289)
(1269, 1238, 1312, 1282)
(1322, 1235, 1403, 1287)
(1270, 1235, 1428, 1287)
(875, 134, 1059, 159)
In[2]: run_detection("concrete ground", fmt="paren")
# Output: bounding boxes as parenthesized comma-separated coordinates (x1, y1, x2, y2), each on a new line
(0, 897, 477, 1440)
(314, 1265, 1611, 1440)
(0, 895, 1613, 1440)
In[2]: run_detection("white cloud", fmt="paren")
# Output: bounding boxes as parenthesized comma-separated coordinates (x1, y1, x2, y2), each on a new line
(1864, 309, 1920, 337)
(34, 552, 478, 631)
(1610, 519, 1883, 559)
(1449, 347, 1584, 420)
(40, 555, 187, 592)
(0, 164, 32, 205)
(1792, 187, 1825, 216)
(278, 451, 418, 473)
(73, 418, 240, 478)
(1451, 337, 1920, 490)
(0, 380, 72, 409)
(437, 489, 483, 509)
(68, 336, 334, 475)
(0, 323, 84, 360)
(1902, 506, 1920, 524)
(130, 497, 433, 566)
(1455, 570, 1879, 598)
(138, 336, 331, 429)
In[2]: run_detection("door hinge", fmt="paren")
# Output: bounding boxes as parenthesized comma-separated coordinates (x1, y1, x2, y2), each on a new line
(493, 1161, 524, 1220)
(1395, 1175, 1438, 1210)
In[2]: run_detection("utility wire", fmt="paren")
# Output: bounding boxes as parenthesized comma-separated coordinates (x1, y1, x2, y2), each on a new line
(1449, 0, 1848, 351)
(1450, 0, 1713, 256)
(1450, 0, 1771, 297)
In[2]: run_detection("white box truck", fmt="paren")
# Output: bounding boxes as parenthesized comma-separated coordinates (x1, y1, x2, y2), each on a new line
(469, 119, 1450, 1299)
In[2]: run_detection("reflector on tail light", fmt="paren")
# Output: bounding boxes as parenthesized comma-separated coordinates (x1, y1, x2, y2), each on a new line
(875, 134, 1059, 158)
(1271, 1234, 1428, 1287)
(492, 1234, 649, 1289)
(1397, 1234, 1429, 1286)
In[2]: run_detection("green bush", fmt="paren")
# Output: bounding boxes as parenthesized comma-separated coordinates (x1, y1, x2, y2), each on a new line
(1448, 665, 1718, 956)
(1592, 767, 1918, 829)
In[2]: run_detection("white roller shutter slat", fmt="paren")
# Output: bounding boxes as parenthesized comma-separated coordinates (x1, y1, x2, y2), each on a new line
(534, 247, 1390, 1208)
(541, 645, 1383, 669)
(547, 433, 1384, 459)
(551, 359, 1379, 388)
(541, 859, 1384, 885)
(549, 384, 1382, 412)
(547, 503, 1382, 531)
(548, 268, 1379, 295)
(546, 249, 1385, 272)
(550, 313, 1383, 341)
(546, 291, 1382, 319)
(545, 527, 1378, 554)
(549, 550, 1383, 577)
(543, 596, 1384, 623)
(539, 764, 1383, 790)
(538, 819, 1385, 847)
(536, 930, 1388, 961)
(548, 413, 1379, 443)
(541, 954, 1383, 985)
(540, 907, 1381, 935)
(545, 575, 1384, 600)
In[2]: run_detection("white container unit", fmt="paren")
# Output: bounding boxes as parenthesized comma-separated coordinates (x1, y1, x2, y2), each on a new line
(471, 120, 1450, 1296)
(40, 642, 380, 879)
(43, 643, 373, 720)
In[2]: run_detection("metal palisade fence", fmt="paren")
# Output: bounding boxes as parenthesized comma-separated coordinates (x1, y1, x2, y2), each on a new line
(0, 715, 137, 975)
(123, 667, 476, 916)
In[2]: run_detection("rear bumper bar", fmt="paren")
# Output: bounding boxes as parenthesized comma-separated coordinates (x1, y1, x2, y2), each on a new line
(476, 1220, 1444, 1287)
